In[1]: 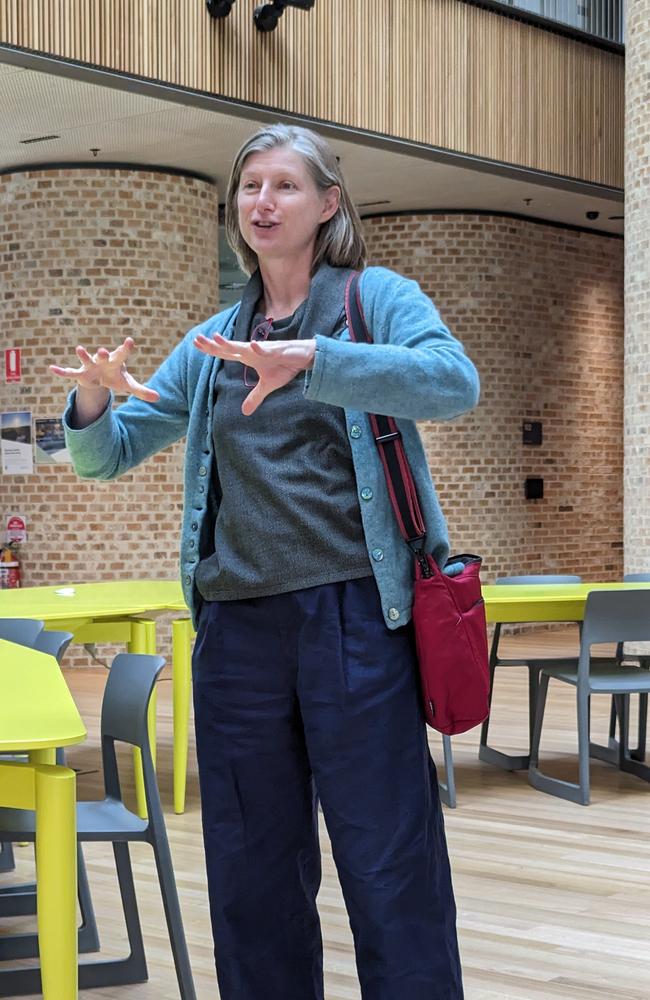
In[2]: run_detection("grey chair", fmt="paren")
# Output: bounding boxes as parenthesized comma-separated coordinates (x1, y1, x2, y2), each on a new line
(0, 652, 196, 998)
(528, 589, 650, 805)
(438, 735, 456, 808)
(479, 575, 582, 770)
(0, 618, 44, 646)
(602, 573, 650, 762)
(0, 626, 100, 962)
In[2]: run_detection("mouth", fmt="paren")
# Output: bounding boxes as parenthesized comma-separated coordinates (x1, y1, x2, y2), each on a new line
(253, 221, 279, 230)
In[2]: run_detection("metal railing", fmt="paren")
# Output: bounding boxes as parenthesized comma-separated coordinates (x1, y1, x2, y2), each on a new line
(497, 0, 624, 45)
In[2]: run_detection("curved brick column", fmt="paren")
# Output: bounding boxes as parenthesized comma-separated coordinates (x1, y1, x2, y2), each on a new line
(0, 167, 218, 663)
(624, 2, 650, 573)
(364, 213, 624, 581)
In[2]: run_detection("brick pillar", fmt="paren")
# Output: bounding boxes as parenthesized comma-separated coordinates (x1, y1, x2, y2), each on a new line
(624, 1, 650, 573)
(0, 167, 219, 666)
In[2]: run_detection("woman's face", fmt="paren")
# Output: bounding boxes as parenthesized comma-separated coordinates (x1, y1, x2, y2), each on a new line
(237, 146, 340, 267)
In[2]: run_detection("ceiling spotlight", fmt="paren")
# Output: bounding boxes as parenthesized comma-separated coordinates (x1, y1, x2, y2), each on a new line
(206, 0, 236, 18)
(254, 0, 315, 33)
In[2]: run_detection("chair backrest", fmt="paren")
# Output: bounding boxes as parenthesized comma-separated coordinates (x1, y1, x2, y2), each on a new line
(582, 589, 650, 648)
(101, 653, 166, 749)
(100, 652, 166, 808)
(623, 573, 650, 583)
(496, 575, 582, 585)
(33, 629, 74, 663)
(0, 618, 44, 647)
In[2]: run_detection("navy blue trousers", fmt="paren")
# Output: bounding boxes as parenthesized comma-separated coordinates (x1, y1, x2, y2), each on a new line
(192, 576, 464, 1000)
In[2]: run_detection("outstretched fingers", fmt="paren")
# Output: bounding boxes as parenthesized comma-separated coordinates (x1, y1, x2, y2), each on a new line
(49, 363, 85, 378)
(122, 368, 161, 403)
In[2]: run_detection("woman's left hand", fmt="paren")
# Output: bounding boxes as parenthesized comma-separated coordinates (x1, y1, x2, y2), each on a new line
(193, 333, 317, 416)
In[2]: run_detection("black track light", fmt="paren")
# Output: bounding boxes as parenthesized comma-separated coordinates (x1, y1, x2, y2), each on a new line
(206, 0, 236, 18)
(253, 0, 315, 33)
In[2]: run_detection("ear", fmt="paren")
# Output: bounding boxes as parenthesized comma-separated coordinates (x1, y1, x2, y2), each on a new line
(321, 185, 341, 224)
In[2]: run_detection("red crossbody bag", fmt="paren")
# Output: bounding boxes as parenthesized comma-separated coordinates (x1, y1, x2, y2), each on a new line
(344, 272, 490, 736)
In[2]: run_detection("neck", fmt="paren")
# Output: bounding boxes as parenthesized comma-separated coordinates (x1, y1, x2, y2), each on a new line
(258, 252, 317, 318)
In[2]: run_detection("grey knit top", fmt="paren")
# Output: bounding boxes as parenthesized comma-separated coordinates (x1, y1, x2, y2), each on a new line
(194, 262, 372, 601)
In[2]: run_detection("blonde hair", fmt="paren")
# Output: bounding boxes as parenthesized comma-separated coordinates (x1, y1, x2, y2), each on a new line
(225, 123, 367, 275)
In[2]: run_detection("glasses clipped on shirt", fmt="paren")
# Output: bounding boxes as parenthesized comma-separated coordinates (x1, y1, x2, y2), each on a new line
(243, 317, 274, 387)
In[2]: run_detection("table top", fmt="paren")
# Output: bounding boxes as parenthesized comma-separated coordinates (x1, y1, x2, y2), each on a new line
(0, 639, 86, 752)
(481, 581, 650, 622)
(0, 579, 184, 624)
(2, 578, 650, 628)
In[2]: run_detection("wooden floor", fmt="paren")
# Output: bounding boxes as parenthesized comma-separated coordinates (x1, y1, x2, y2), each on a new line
(3, 627, 650, 999)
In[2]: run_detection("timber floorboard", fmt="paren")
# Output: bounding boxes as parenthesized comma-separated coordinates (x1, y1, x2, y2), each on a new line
(1, 627, 649, 999)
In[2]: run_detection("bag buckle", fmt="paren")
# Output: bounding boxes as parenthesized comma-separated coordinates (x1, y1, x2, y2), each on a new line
(374, 430, 401, 444)
(408, 537, 433, 579)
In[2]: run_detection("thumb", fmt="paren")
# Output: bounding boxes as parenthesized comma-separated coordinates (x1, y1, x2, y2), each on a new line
(241, 380, 272, 417)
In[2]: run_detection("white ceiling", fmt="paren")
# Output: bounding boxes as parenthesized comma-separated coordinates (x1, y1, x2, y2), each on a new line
(0, 59, 623, 235)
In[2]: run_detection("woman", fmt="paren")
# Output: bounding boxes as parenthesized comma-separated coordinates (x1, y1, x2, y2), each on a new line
(53, 124, 479, 1000)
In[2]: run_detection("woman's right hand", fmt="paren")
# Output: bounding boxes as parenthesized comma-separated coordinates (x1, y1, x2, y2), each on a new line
(49, 337, 160, 403)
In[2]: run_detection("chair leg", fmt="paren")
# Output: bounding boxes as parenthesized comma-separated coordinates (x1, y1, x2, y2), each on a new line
(633, 693, 648, 761)
(528, 673, 549, 772)
(0, 841, 15, 873)
(0, 845, 99, 960)
(479, 662, 531, 771)
(614, 694, 650, 783)
(528, 675, 589, 805)
(77, 844, 101, 953)
(577, 691, 591, 805)
(437, 735, 456, 809)
(608, 696, 618, 746)
(148, 820, 197, 999)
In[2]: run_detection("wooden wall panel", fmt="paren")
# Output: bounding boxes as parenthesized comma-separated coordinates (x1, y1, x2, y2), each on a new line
(0, 0, 624, 188)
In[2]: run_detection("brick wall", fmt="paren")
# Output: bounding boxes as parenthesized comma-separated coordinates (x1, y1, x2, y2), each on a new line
(0, 167, 219, 665)
(363, 213, 624, 582)
(1, 192, 624, 667)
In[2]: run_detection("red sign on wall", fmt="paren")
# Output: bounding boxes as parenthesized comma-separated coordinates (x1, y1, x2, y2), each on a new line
(5, 349, 21, 383)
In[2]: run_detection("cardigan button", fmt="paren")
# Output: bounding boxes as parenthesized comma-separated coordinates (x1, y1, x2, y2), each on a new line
(388, 608, 400, 621)
(371, 548, 384, 562)
(360, 487, 373, 501)
(350, 424, 362, 439)
(198, 466, 207, 477)
(184, 574, 191, 586)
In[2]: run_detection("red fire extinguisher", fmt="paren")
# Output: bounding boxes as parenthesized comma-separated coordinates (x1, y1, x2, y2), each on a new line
(0, 542, 21, 588)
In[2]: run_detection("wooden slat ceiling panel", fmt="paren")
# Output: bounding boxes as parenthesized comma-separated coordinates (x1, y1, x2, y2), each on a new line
(0, 0, 624, 188)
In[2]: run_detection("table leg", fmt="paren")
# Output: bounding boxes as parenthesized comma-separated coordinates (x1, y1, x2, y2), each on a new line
(172, 619, 194, 814)
(35, 764, 78, 999)
(128, 619, 157, 819)
(0, 761, 78, 999)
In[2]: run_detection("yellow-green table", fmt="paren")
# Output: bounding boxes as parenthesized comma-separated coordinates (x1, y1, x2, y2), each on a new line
(0, 581, 177, 816)
(11, 580, 650, 819)
(482, 581, 650, 623)
(0, 638, 86, 999)
(161, 581, 650, 812)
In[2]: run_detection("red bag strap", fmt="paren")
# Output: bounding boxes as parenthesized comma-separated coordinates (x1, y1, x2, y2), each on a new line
(344, 271, 428, 554)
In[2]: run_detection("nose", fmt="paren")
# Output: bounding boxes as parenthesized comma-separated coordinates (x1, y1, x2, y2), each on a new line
(255, 182, 275, 213)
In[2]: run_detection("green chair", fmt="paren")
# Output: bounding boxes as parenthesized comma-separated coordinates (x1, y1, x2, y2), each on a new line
(479, 575, 582, 770)
(528, 589, 650, 805)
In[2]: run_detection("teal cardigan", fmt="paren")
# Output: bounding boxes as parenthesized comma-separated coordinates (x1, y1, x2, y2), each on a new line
(63, 266, 480, 630)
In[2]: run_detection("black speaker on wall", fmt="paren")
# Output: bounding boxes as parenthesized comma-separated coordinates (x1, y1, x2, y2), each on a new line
(525, 477, 544, 500)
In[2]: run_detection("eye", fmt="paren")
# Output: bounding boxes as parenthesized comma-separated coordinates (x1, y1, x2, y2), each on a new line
(280, 180, 296, 190)
(241, 180, 258, 190)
